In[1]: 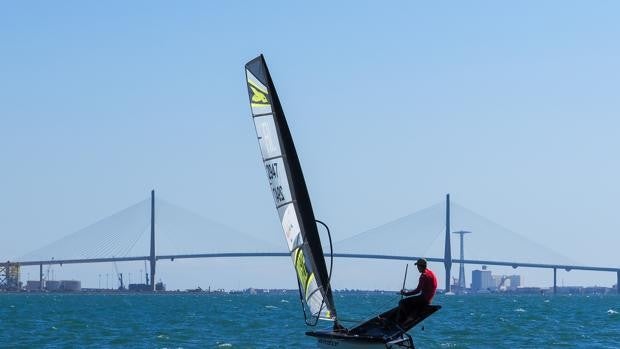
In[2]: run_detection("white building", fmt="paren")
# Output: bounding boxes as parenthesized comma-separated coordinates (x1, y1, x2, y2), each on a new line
(471, 268, 495, 291)
(492, 274, 521, 290)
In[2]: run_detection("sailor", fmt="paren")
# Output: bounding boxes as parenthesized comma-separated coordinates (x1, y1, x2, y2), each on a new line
(398, 258, 437, 323)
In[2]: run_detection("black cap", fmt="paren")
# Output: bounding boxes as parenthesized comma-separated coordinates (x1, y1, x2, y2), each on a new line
(414, 258, 427, 266)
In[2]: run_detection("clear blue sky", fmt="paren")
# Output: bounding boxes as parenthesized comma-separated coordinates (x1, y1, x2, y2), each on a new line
(1, 1, 618, 290)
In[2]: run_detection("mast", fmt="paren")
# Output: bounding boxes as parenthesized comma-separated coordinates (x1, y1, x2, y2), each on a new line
(150, 189, 156, 291)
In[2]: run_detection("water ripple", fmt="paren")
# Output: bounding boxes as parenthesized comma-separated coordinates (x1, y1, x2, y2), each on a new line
(1, 293, 618, 348)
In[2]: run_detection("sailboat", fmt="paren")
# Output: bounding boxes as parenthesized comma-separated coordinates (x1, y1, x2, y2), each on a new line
(244, 55, 440, 349)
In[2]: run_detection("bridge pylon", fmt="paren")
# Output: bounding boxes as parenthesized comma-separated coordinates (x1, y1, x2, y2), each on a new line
(452, 230, 472, 291)
(150, 189, 156, 292)
(444, 194, 452, 293)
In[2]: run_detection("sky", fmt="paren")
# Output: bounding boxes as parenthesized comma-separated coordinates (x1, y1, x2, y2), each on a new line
(1, 1, 619, 290)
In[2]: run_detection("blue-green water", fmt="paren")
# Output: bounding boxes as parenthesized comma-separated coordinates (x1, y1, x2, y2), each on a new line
(1, 293, 618, 348)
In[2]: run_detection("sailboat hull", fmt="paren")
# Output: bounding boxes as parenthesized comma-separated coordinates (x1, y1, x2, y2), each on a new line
(310, 332, 414, 349)
(308, 304, 441, 349)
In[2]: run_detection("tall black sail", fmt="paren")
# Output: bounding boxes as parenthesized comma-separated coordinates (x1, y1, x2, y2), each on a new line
(245, 55, 337, 321)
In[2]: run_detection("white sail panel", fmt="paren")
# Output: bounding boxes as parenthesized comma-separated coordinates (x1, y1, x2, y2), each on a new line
(305, 272, 329, 318)
(253, 115, 281, 160)
(293, 247, 332, 319)
(278, 203, 303, 251)
(264, 158, 292, 207)
(246, 70, 273, 115)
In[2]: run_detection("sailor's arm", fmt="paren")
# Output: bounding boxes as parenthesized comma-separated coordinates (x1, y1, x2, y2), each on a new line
(400, 284, 421, 296)
(402, 285, 421, 296)
(400, 275, 425, 296)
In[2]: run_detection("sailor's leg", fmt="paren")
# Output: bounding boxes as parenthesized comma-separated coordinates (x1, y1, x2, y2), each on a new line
(400, 295, 428, 324)
(397, 296, 416, 323)
(400, 296, 415, 322)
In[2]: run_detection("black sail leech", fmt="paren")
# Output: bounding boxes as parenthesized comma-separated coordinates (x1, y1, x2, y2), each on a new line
(245, 55, 337, 321)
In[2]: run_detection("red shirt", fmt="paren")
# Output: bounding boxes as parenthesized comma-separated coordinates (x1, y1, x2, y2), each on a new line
(412, 268, 438, 302)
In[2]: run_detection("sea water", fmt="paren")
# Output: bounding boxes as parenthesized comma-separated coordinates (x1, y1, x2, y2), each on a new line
(1, 292, 618, 348)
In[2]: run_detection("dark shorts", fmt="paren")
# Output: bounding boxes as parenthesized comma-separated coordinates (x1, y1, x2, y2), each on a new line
(398, 295, 429, 314)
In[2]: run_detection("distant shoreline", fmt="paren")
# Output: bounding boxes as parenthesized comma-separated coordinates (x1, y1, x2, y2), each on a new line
(2, 286, 617, 295)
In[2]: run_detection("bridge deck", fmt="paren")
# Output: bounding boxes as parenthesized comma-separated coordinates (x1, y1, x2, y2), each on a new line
(8, 253, 620, 273)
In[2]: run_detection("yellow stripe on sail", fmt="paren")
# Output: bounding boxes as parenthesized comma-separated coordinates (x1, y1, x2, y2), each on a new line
(247, 78, 268, 95)
(249, 85, 270, 109)
(294, 248, 311, 297)
(304, 272, 315, 298)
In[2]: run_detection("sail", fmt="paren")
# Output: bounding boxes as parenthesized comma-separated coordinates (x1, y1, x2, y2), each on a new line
(245, 55, 337, 321)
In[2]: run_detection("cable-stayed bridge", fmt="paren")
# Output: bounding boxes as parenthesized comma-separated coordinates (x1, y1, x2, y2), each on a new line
(2, 192, 619, 293)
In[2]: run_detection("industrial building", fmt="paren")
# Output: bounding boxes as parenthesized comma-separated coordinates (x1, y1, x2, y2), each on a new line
(0, 263, 20, 291)
(472, 266, 521, 292)
(471, 267, 495, 291)
(494, 274, 521, 291)
(24, 280, 82, 292)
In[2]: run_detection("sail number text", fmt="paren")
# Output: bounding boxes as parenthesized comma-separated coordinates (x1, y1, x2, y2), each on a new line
(266, 162, 286, 204)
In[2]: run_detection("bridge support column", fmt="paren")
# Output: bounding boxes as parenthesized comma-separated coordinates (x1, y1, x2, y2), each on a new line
(553, 268, 557, 295)
(39, 264, 43, 291)
(443, 194, 452, 293)
(150, 190, 156, 292)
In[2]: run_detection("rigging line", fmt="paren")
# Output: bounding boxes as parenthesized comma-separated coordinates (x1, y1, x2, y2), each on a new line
(453, 202, 575, 263)
(308, 219, 335, 327)
(89, 227, 136, 259)
(18, 200, 149, 260)
(26, 231, 93, 259)
(29, 246, 58, 260)
(83, 234, 121, 259)
(120, 224, 150, 257)
(52, 234, 99, 260)
(295, 275, 311, 325)
(71, 220, 129, 258)
(304, 288, 326, 327)
(93, 202, 149, 254)
(86, 228, 128, 258)
(401, 264, 409, 299)
(92, 232, 125, 257)
(69, 243, 96, 260)
(24, 238, 70, 259)
(55, 224, 112, 254)
(335, 203, 445, 245)
(298, 219, 335, 327)
(72, 200, 151, 249)
(421, 225, 446, 258)
(116, 222, 146, 257)
(316, 220, 334, 302)
(73, 227, 123, 257)
(81, 239, 116, 260)
(101, 220, 145, 253)
(100, 231, 139, 259)
(120, 226, 148, 257)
